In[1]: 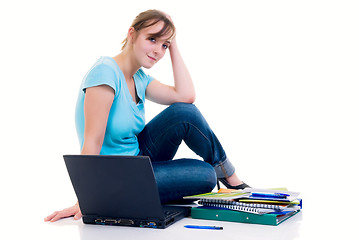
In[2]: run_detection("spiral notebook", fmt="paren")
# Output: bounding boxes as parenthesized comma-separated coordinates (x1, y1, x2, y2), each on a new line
(198, 200, 275, 215)
(199, 199, 287, 211)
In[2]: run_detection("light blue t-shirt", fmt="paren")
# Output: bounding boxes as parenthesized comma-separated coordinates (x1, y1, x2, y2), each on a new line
(75, 56, 154, 155)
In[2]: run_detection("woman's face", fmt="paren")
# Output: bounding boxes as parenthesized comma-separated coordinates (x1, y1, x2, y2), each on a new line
(131, 21, 171, 69)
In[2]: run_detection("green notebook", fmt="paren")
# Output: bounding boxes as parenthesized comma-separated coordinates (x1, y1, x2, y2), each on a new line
(191, 207, 300, 226)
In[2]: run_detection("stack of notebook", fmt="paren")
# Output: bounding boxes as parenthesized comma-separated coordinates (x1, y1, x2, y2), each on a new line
(184, 188, 302, 226)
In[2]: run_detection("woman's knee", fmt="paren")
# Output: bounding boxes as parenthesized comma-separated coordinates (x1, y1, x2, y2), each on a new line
(168, 103, 204, 123)
(182, 159, 217, 187)
(168, 102, 197, 113)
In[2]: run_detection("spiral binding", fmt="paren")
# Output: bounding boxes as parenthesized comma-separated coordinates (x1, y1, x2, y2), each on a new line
(199, 199, 282, 210)
(198, 199, 283, 214)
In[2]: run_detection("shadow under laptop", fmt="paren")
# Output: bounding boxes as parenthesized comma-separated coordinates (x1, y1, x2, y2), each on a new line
(76, 219, 187, 240)
(75, 212, 302, 240)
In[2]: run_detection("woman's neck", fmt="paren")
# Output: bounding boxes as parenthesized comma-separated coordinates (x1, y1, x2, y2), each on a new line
(112, 50, 140, 80)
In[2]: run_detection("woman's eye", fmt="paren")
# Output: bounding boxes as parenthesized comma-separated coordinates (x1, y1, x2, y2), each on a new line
(162, 44, 168, 49)
(149, 38, 156, 42)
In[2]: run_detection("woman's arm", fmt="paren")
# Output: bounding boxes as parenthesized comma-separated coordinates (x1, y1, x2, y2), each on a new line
(169, 39, 195, 102)
(146, 37, 196, 105)
(81, 85, 115, 154)
(44, 85, 114, 222)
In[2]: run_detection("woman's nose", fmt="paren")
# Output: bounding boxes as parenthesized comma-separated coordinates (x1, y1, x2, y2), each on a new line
(153, 43, 162, 54)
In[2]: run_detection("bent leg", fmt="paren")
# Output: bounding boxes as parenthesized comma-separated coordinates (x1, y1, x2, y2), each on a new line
(152, 158, 217, 203)
(138, 102, 235, 178)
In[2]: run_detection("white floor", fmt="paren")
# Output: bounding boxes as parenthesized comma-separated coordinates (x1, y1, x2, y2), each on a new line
(6, 205, 357, 240)
(3, 184, 358, 240)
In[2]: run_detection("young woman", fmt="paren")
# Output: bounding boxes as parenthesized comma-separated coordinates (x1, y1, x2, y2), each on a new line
(45, 9, 249, 223)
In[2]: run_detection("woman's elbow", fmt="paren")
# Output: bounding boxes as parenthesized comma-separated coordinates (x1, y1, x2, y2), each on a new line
(186, 95, 196, 104)
(81, 137, 103, 154)
(181, 93, 196, 104)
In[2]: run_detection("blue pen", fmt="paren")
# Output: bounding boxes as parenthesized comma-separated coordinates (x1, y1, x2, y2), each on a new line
(184, 225, 223, 230)
(251, 193, 289, 199)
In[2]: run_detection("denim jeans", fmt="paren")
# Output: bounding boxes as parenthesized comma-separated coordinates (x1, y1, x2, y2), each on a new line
(138, 103, 236, 203)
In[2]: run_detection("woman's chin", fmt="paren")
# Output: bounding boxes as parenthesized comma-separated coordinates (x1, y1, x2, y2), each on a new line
(142, 63, 156, 69)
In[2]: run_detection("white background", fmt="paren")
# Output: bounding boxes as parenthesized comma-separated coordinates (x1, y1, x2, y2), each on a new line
(0, 0, 358, 239)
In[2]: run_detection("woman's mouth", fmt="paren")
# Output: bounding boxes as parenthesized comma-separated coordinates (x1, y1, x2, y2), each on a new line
(147, 55, 156, 62)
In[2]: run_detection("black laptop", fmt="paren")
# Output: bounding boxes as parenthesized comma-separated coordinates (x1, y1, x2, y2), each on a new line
(63, 155, 190, 229)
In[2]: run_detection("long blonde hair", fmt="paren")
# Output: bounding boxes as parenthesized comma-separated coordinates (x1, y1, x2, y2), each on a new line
(121, 10, 176, 50)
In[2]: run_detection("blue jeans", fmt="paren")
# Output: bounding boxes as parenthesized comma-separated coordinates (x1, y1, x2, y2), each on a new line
(138, 103, 236, 203)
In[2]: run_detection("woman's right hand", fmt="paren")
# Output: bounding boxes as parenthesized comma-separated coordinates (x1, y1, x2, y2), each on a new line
(44, 203, 82, 222)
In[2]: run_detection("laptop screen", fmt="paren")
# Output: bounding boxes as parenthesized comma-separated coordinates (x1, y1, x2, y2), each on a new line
(64, 155, 165, 220)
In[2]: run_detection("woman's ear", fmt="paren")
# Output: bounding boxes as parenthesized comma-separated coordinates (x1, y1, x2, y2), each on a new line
(127, 27, 137, 44)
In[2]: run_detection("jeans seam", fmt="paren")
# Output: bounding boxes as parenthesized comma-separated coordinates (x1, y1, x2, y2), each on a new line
(141, 140, 153, 157)
(220, 163, 229, 178)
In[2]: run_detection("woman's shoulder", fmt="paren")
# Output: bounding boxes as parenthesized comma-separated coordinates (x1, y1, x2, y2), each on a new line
(85, 56, 121, 80)
(93, 56, 118, 71)
(81, 56, 121, 93)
